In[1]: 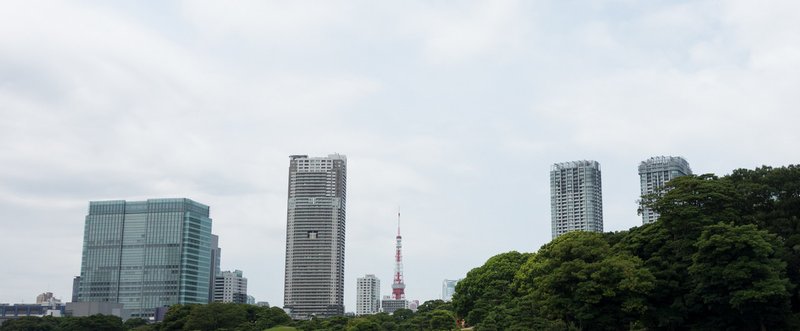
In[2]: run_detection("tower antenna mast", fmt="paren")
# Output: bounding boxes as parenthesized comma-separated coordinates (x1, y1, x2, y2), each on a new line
(391, 210, 405, 300)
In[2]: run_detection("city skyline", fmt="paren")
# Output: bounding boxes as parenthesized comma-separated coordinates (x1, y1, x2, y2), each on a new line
(2, 1, 800, 313)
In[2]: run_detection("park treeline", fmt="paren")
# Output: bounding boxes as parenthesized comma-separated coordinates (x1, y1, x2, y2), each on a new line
(452, 165, 800, 330)
(0, 300, 462, 331)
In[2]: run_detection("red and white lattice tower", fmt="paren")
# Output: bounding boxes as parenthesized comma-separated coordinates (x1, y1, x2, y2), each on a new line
(391, 212, 406, 300)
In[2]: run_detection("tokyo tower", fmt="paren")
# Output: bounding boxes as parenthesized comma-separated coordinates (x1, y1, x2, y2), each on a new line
(391, 212, 405, 300)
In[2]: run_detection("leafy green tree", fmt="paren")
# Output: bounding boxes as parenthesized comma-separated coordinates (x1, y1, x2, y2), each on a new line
(641, 174, 742, 236)
(427, 310, 457, 330)
(60, 314, 124, 331)
(321, 316, 349, 331)
(182, 302, 247, 331)
(391, 308, 414, 322)
(159, 304, 193, 331)
(0, 316, 60, 331)
(379, 320, 398, 331)
(254, 306, 292, 330)
(345, 317, 380, 331)
(416, 300, 453, 315)
(122, 317, 147, 330)
(518, 231, 654, 330)
(451, 251, 533, 327)
(688, 222, 794, 330)
(621, 174, 747, 329)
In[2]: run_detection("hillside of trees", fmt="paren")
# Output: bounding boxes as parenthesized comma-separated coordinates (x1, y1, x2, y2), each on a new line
(453, 165, 800, 330)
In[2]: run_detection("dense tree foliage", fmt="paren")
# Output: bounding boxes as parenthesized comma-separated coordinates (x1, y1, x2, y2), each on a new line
(453, 165, 800, 330)
(516, 232, 654, 330)
(0, 315, 125, 331)
(451, 251, 532, 327)
(0, 304, 294, 331)
(284, 301, 459, 331)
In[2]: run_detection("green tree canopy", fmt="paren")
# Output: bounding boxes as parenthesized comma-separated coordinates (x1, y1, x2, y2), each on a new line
(451, 251, 533, 327)
(517, 231, 654, 330)
(688, 222, 793, 330)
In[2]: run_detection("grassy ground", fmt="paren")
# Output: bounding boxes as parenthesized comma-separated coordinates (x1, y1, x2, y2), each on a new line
(264, 327, 298, 331)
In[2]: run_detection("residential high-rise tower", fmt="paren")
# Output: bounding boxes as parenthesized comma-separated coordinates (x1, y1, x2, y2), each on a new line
(284, 154, 347, 319)
(77, 198, 213, 318)
(550, 160, 603, 239)
(356, 274, 380, 315)
(638, 156, 692, 224)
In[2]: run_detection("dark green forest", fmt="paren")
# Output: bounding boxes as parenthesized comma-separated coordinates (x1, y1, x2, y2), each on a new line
(453, 165, 800, 330)
(0, 301, 459, 331)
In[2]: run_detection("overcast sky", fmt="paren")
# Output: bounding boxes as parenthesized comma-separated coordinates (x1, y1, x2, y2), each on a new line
(1, 0, 799, 311)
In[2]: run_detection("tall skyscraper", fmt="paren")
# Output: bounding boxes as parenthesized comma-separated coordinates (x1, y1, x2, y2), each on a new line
(214, 270, 248, 304)
(284, 154, 347, 319)
(356, 274, 381, 315)
(78, 198, 213, 318)
(550, 160, 603, 239)
(638, 156, 692, 224)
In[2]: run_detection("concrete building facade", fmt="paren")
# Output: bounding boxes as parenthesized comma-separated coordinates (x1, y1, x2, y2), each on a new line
(356, 274, 380, 315)
(209, 234, 221, 302)
(284, 154, 347, 319)
(550, 160, 603, 239)
(77, 198, 213, 318)
(214, 270, 248, 304)
(380, 298, 408, 314)
(639, 156, 692, 224)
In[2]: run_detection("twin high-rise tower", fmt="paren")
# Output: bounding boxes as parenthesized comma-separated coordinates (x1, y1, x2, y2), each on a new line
(550, 156, 691, 238)
(638, 156, 692, 224)
(283, 154, 347, 319)
(550, 160, 604, 239)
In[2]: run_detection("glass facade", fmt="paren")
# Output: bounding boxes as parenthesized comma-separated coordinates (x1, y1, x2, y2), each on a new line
(78, 199, 212, 318)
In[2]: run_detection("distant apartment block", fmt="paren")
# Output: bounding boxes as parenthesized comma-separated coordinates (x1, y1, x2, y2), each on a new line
(381, 297, 408, 314)
(356, 274, 381, 315)
(550, 160, 603, 239)
(284, 154, 348, 319)
(441, 279, 460, 301)
(639, 156, 692, 224)
(214, 270, 248, 304)
(35, 292, 59, 305)
(77, 199, 213, 318)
